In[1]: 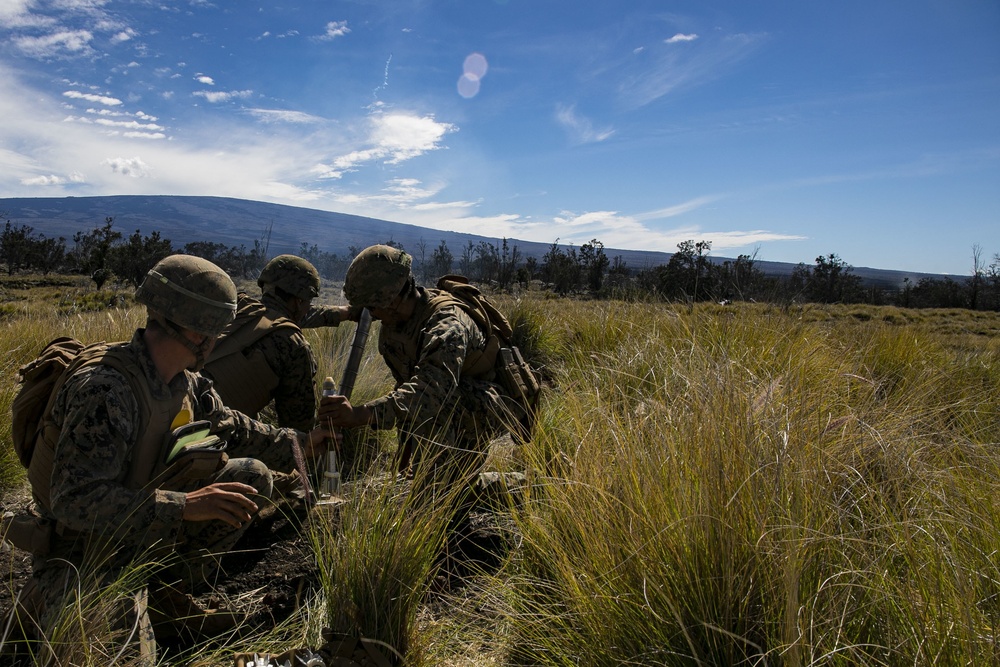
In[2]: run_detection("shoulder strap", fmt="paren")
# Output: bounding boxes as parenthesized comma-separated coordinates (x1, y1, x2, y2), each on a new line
(428, 276, 509, 377)
(210, 302, 299, 362)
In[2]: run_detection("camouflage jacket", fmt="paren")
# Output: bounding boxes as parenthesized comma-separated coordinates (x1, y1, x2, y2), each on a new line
(204, 293, 322, 430)
(366, 286, 510, 437)
(43, 329, 301, 553)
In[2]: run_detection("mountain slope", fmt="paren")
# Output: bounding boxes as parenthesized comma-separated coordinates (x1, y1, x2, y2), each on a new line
(1, 195, 941, 287)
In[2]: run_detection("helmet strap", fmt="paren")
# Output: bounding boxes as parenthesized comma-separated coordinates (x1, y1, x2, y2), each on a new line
(149, 313, 212, 371)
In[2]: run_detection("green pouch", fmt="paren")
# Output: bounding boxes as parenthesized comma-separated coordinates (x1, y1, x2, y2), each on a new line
(153, 421, 228, 491)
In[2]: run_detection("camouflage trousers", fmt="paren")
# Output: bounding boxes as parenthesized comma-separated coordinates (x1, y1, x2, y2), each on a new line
(396, 382, 527, 501)
(17, 457, 273, 661)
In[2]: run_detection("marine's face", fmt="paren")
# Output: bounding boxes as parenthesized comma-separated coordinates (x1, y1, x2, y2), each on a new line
(291, 296, 313, 324)
(368, 301, 397, 324)
(182, 328, 218, 367)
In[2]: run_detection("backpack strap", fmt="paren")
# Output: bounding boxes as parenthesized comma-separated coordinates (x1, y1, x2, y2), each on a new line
(27, 343, 153, 513)
(209, 300, 299, 362)
(431, 275, 515, 378)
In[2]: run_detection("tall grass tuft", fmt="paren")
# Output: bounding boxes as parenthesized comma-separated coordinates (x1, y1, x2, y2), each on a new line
(308, 460, 464, 663)
(486, 300, 1000, 665)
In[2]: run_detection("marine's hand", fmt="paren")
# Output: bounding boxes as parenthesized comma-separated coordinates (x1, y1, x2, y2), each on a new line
(319, 394, 372, 428)
(183, 482, 259, 528)
(303, 425, 341, 459)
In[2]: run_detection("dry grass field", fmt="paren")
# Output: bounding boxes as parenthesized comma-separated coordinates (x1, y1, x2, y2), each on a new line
(2, 274, 999, 665)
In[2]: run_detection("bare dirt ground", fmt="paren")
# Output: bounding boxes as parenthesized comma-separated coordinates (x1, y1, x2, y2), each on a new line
(1, 482, 514, 663)
(0, 490, 321, 659)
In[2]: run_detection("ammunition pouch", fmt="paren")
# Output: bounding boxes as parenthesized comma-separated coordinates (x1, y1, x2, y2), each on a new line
(496, 346, 541, 443)
(1, 511, 53, 557)
(151, 420, 229, 492)
(154, 449, 229, 492)
(497, 346, 540, 405)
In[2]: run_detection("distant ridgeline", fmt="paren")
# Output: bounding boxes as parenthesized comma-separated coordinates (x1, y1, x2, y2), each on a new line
(0, 195, 990, 310)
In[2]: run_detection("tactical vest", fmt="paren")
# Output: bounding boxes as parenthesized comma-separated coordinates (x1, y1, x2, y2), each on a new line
(202, 299, 299, 418)
(379, 289, 497, 385)
(28, 343, 193, 514)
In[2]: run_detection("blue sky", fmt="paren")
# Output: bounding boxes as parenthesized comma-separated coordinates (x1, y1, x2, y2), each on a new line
(0, 0, 997, 275)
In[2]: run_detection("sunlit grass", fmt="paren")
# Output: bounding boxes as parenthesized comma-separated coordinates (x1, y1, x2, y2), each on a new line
(2, 280, 1000, 664)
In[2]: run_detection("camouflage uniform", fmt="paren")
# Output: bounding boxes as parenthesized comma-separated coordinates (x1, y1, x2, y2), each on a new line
(203, 255, 350, 430)
(367, 286, 520, 483)
(31, 329, 303, 631)
(203, 292, 326, 430)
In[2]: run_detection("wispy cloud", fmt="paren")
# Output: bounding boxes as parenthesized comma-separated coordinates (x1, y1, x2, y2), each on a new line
(317, 112, 456, 178)
(619, 31, 766, 108)
(15, 30, 94, 58)
(195, 74, 215, 85)
(634, 195, 719, 221)
(555, 104, 615, 144)
(665, 33, 698, 44)
(246, 108, 325, 124)
(193, 89, 253, 103)
(63, 90, 122, 106)
(318, 20, 350, 40)
(332, 176, 801, 255)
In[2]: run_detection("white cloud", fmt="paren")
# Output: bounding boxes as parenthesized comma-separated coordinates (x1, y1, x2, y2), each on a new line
(193, 89, 253, 103)
(122, 131, 166, 139)
(0, 0, 33, 21)
(93, 118, 165, 132)
(1, 2, 55, 30)
(373, 113, 456, 163)
(318, 112, 456, 177)
(555, 104, 615, 144)
(63, 90, 122, 106)
(21, 174, 70, 186)
(246, 108, 324, 124)
(110, 29, 136, 44)
(103, 157, 151, 177)
(666, 33, 698, 44)
(318, 20, 350, 40)
(195, 74, 215, 85)
(15, 29, 94, 57)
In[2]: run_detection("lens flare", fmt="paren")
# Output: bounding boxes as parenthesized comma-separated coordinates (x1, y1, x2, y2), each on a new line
(457, 73, 481, 99)
(463, 52, 488, 79)
(458, 52, 488, 98)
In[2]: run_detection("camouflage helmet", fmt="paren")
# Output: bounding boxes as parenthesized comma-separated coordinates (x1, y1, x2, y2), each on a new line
(257, 254, 321, 301)
(343, 244, 413, 308)
(136, 254, 237, 337)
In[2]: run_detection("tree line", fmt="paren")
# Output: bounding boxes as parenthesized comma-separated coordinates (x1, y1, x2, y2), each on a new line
(2, 217, 999, 311)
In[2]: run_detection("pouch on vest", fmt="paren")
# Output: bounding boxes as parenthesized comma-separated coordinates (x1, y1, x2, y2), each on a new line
(498, 346, 541, 406)
(497, 346, 540, 443)
(1, 511, 53, 557)
(151, 420, 228, 491)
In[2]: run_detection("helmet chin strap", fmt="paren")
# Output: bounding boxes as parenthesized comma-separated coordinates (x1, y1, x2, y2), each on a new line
(149, 314, 213, 372)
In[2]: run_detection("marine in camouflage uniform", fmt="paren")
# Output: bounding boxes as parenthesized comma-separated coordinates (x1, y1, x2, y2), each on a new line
(319, 245, 524, 490)
(20, 255, 332, 661)
(202, 254, 355, 431)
